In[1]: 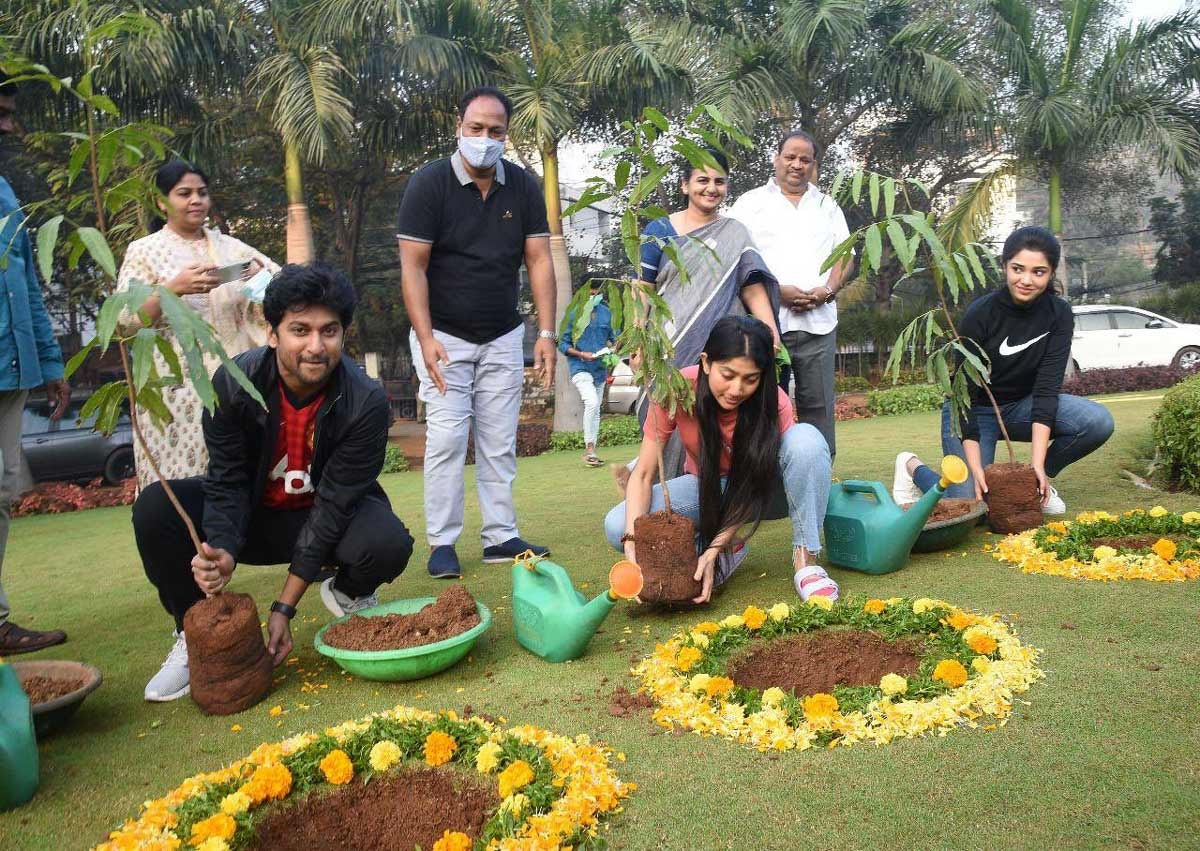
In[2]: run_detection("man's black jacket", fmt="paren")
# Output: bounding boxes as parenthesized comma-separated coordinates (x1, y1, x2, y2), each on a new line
(201, 346, 390, 582)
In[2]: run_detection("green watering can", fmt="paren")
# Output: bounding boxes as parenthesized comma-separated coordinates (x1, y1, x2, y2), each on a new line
(0, 659, 38, 810)
(512, 552, 643, 663)
(823, 456, 969, 575)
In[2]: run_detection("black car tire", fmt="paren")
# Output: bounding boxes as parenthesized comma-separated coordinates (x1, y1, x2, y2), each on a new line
(103, 446, 136, 484)
(1173, 346, 1200, 372)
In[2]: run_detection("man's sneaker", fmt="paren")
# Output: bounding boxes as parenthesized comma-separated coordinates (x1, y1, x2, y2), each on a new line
(320, 577, 380, 617)
(482, 537, 550, 564)
(145, 631, 190, 702)
(1042, 486, 1066, 515)
(427, 545, 462, 579)
(892, 451, 923, 505)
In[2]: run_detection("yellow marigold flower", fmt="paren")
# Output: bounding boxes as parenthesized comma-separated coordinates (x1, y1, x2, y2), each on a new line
(945, 610, 972, 631)
(768, 602, 791, 621)
(368, 740, 402, 773)
(689, 630, 710, 648)
(807, 595, 833, 611)
(497, 759, 535, 797)
(802, 693, 839, 723)
(760, 687, 786, 708)
(971, 656, 992, 674)
(501, 793, 529, 816)
(1092, 545, 1118, 561)
(1047, 521, 1069, 534)
(742, 605, 767, 629)
(720, 614, 745, 628)
(863, 599, 886, 615)
(475, 741, 502, 773)
(241, 763, 292, 804)
(879, 674, 907, 696)
(704, 676, 734, 698)
(424, 731, 458, 767)
(1152, 538, 1178, 561)
(195, 839, 229, 851)
(319, 749, 354, 785)
(963, 627, 998, 656)
(1045, 534, 1061, 543)
(693, 621, 721, 635)
(218, 791, 251, 816)
(675, 646, 703, 672)
(432, 830, 472, 851)
(688, 673, 712, 693)
(933, 659, 969, 688)
(912, 597, 939, 614)
(1149, 505, 1169, 518)
(189, 813, 236, 846)
(1182, 511, 1200, 524)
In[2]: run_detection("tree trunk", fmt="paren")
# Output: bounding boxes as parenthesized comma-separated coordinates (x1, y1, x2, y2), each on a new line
(1048, 162, 1067, 297)
(544, 140, 583, 433)
(284, 143, 315, 264)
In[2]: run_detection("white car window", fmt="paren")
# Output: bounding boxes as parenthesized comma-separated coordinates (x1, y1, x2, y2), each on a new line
(1112, 311, 1154, 330)
(1075, 312, 1111, 332)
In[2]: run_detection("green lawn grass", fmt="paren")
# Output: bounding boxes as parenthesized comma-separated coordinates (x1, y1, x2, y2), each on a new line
(2, 394, 1197, 850)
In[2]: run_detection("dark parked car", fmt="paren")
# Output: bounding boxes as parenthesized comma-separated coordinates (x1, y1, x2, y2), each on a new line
(22, 398, 135, 485)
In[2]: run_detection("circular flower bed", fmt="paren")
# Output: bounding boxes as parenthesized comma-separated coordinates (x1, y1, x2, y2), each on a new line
(632, 596, 1043, 752)
(95, 705, 634, 851)
(992, 507, 1200, 582)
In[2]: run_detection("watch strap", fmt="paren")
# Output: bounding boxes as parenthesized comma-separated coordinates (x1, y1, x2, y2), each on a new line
(270, 600, 298, 620)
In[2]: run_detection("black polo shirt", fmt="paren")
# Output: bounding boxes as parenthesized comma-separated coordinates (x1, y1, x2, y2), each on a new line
(397, 153, 550, 344)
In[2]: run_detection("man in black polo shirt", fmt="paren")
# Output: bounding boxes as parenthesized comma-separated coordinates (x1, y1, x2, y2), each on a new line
(398, 86, 558, 579)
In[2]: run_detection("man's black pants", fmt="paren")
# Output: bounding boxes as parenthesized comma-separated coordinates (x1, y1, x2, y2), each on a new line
(132, 478, 414, 630)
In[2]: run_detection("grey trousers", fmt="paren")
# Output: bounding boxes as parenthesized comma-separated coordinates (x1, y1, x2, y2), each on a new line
(410, 325, 525, 548)
(782, 328, 837, 458)
(0, 389, 28, 624)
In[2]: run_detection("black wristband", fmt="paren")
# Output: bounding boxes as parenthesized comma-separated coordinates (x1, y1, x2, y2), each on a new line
(270, 601, 297, 620)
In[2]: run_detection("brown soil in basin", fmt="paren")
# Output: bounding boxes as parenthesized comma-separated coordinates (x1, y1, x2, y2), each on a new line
(251, 767, 497, 850)
(322, 584, 480, 651)
(901, 498, 979, 526)
(184, 593, 273, 716)
(985, 462, 1043, 533)
(633, 511, 702, 604)
(19, 675, 85, 705)
(729, 629, 923, 696)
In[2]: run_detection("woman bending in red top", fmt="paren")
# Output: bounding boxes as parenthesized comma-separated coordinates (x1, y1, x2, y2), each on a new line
(604, 316, 836, 603)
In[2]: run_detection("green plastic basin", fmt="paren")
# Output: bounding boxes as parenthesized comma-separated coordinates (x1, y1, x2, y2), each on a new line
(314, 598, 491, 682)
(911, 500, 988, 553)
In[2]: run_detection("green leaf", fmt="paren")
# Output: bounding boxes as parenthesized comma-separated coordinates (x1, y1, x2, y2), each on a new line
(820, 230, 861, 275)
(868, 172, 880, 215)
(79, 381, 122, 432)
(831, 170, 848, 200)
(629, 163, 672, 207)
(886, 220, 913, 269)
(64, 339, 97, 380)
(643, 107, 669, 132)
(90, 94, 119, 116)
(614, 160, 631, 192)
(131, 328, 157, 391)
(76, 227, 116, 278)
(135, 384, 173, 428)
(67, 143, 90, 187)
(154, 334, 183, 384)
(864, 224, 883, 272)
(851, 170, 864, 204)
(621, 210, 639, 269)
(640, 205, 669, 221)
(883, 177, 896, 218)
(35, 215, 63, 283)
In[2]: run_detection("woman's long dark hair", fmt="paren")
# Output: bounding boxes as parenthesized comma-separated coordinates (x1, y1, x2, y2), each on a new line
(695, 315, 781, 551)
(149, 159, 209, 233)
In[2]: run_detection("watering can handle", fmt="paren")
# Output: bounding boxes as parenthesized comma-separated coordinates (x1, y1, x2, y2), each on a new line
(840, 480, 892, 502)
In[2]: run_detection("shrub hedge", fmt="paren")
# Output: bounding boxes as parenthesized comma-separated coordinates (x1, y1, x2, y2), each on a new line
(1152, 371, 1200, 492)
(865, 384, 943, 416)
(382, 444, 410, 474)
(1062, 365, 1191, 396)
(550, 415, 643, 451)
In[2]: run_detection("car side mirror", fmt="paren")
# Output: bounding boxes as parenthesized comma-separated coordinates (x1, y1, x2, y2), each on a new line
(1146, 319, 1165, 329)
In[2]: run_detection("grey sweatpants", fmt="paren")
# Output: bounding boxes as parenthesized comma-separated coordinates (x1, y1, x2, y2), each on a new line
(782, 328, 837, 458)
(0, 389, 28, 624)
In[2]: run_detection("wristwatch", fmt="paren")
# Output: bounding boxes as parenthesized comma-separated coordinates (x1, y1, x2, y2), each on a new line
(821, 284, 836, 303)
(537, 328, 558, 343)
(270, 601, 297, 620)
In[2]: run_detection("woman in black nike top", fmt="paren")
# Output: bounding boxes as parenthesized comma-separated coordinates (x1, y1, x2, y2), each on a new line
(892, 226, 1114, 515)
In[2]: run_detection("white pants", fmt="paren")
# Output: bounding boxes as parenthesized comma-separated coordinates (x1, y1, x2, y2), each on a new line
(571, 372, 603, 447)
(410, 326, 525, 548)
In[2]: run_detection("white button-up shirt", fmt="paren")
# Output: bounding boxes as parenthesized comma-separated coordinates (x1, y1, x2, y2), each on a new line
(729, 179, 849, 336)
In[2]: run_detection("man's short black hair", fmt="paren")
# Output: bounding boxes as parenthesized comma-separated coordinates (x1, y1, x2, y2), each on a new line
(777, 129, 820, 158)
(459, 86, 513, 122)
(263, 262, 357, 329)
(0, 74, 18, 98)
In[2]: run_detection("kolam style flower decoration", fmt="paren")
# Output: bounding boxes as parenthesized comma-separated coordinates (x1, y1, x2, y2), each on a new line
(991, 508, 1200, 582)
(632, 597, 1043, 752)
(95, 705, 634, 851)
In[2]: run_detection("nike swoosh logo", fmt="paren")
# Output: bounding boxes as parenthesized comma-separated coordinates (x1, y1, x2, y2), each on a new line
(998, 332, 1049, 356)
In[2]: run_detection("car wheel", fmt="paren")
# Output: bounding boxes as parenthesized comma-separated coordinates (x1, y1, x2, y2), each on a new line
(104, 446, 136, 484)
(1173, 346, 1200, 372)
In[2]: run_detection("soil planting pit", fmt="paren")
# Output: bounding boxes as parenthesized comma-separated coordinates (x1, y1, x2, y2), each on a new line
(633, 511, 701, 604)
(1090, 534, 1177, 551)
(902, 498, 979, 525)
(730, 629, 923, 695)
(323, 584, 480, 651)
(985, 462, 1043, 533)
(251, 767, 497, 851)
(184, 592, 273, 716)
(19, 675, 85, 705)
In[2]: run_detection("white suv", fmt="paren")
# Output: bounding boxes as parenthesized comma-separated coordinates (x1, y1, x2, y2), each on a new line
(1070, 305, 1200, 372)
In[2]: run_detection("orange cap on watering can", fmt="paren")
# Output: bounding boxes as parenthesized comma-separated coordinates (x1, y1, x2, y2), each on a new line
(608, 560, 643, 600)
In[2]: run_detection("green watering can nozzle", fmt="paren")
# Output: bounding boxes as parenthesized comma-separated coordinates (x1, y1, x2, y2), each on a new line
(607, 560, 644, 601)
(939, 455, 969, 489)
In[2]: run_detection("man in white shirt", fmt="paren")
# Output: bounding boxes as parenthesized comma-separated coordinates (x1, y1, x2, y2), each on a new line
(729, 130, 850, 457)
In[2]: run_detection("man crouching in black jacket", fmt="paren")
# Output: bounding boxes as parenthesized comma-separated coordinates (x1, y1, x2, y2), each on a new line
(134, 262, 414, 702)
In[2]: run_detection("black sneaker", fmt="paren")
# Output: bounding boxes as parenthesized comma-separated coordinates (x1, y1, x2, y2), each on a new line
(428, 545, 462, 579)
(481, 537, 550, 564)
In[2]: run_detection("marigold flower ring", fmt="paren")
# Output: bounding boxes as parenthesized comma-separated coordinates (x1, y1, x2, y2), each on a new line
(95, 705, 634, 851)
(632, 597, 1043, 751)
(991, 508, 1200, 582)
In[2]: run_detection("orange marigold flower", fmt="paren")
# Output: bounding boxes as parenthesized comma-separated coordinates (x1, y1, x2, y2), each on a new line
(497, 759, 536, 797)
(675, 646, 703, 672)
(802, 693, 839, 723)
(964, 631, 998, 656)
(241, 763, 292, 804)
(424, 731, 458, 767)
(945, 610, 973, 631)
(432, 830, 472, 851)
(742, 606, 767, 629)
(189, 813, 236, 846)
(1152, 538, 1178, 561)
(693, 621, 721, 635)
(319, 749, 354, 785)
(933, 659, 969, 688)
(703, 676, 734, 698)
(863, 599, 887, 615)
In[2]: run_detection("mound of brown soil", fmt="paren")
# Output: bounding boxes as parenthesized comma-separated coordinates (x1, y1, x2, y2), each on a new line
(632, 511, 701, 604)
(730, 629, 923, 696)
(901, 498, 979, 526)
(608, 686, 655, 717)
(323, 585, 480, 652)
(985, 462, 1043, 533)
(251, 767, 497, 851)
(19, 675, 85, 705)
(184, 593, 273, 716)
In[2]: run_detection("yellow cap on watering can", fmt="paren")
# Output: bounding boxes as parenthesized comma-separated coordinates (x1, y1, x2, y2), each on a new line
(939, 455, 969, 488)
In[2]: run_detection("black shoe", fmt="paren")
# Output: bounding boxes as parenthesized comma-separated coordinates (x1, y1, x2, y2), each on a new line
(0, 621, 67, 655)
(428, 545, 463, 579)
(481, 537, 550, 564)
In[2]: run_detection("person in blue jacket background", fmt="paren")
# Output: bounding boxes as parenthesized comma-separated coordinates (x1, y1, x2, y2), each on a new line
(560, 278, 616, 467)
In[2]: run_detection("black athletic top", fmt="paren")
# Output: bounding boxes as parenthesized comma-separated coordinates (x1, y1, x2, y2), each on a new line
(957, 286, 1074, 441)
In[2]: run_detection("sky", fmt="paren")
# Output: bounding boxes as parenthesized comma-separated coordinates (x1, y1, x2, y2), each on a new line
(1124, 0, 1195, 22)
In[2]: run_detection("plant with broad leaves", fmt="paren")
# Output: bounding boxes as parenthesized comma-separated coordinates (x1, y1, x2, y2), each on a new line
(822, 168, 1016, 461)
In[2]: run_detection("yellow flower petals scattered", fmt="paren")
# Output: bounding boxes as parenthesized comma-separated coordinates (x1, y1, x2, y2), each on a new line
(1092, 545, 1117, 560)
(675, 646, 703, 672)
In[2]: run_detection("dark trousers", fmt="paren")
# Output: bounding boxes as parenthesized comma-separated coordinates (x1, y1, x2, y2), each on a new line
(133, 478, 414, 630)
(781, 328, 838, 458)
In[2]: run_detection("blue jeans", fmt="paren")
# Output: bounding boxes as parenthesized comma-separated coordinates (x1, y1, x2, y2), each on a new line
(913, 394, 1114, 497)
(603, 424, 831, 587)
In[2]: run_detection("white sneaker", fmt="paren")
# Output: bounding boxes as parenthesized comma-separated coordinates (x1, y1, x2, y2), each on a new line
(320, 577, 379, 617)
(1042, 486, 1066, 515)
(892, 452, 923, 505)
(144, 630, 190, 702)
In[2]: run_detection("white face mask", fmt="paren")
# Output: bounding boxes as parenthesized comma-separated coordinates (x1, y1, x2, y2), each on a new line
(458, 134, 505, 170)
